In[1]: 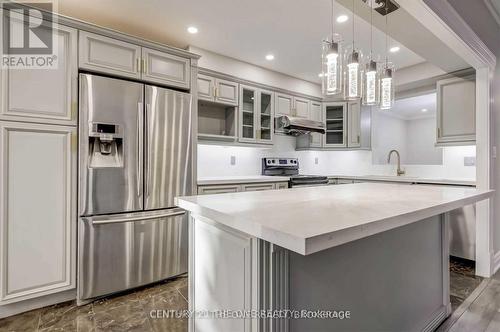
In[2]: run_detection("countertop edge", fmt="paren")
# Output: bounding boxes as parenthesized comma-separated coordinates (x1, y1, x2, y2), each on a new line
(176, 189, 493, 256)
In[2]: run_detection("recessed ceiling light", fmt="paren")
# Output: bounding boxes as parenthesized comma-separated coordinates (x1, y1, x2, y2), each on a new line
(337, 15, 348, 23)
(390, 46, 400, 53)
(187, 26, 198, 34)
(421, 108, 428, 112)
(265, 54, 275, 61)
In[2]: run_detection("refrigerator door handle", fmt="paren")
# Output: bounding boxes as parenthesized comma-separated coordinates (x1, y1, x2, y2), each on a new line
(91, 210, 186, 225)
(145, 102, 151, 198)
(137, 102, 143, 199)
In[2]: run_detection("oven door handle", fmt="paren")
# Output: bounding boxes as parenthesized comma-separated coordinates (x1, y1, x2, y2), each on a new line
(91, 210, 185, 225)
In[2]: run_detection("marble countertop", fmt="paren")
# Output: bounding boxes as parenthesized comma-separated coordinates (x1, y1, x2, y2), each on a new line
(197, 174, 475, 186)
(176, 183, 492, 255)
(329, 175, 476, 186)
(197, 175, 290, 185)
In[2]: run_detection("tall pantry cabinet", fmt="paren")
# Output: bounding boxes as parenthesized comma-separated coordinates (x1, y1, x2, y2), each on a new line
(0, 18, 77, 306)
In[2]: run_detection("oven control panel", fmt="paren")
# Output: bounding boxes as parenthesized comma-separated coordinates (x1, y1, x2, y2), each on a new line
(263, 158, 298, 167)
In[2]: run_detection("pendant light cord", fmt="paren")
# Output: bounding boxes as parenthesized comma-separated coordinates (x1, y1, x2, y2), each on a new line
(370, 1, 373, 58)
(385, 5, 389, 64)
(331, 0, 335, 40)
(352, 0, 355, 49)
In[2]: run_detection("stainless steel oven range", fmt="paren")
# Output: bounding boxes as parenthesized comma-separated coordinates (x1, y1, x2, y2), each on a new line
(78, 74, 192, 302)
(261, 158, 329, 187)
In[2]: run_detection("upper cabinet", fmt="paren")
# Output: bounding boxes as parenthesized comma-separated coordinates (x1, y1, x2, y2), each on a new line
(79, 31, 141, 80)
(141, 47, 190, 89)
(197, 74, 239, 106)
(436, 76, 476, 146)
(274, 93, 310, 118)
(309, 101, 323, 147)
(294, 97, 310, 119)
(275, 93, 293, 116)
(347, 101, 361, 148)
(323, 102, 347, 148)
(79, 31, 191, 89)
(1, 23, 78, 126)
(239, 85, 274, 144)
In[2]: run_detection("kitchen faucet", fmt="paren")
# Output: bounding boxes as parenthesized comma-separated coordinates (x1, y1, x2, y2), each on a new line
(387, 150, 405, 176)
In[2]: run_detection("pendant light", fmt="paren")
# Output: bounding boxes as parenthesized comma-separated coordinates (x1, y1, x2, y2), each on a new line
(322, 0, 343, 96)
(344, 0, 362, 100)
(380, 6, 395, 110)
(362, 2, 380, 106)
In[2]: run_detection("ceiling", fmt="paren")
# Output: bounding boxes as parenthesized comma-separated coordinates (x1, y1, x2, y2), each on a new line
(389, 93, 436, 120)
(47, 0, 469, 83)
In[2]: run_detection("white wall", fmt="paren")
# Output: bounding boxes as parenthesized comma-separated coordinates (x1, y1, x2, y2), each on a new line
(198, 136, 476, 180)
(371, 112, 444, 165)
(406, 118, 443, 165)
(189, 46, 322, 98)
(371, 112, 408, 164)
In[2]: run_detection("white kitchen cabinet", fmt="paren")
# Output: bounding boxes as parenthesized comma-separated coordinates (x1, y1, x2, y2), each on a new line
(347, 101, 361, 148)
(0, 23, 77, 126)
(79, 31, 141, 80)
(241, 183, 275, 192)
(193, 219, 256, 332)
(294, 97, 310, 119)
(0, 122, 76, 304)
(197, 74, 215, 102)
(197, 74, 239, 106)
(436, 76, 476, 145)
(309, 101, 323, 147)
(275, 93, 293, 116)
(275, 182, 289, 190)
(198, 184, 240, 195)
(239, 85, 274, 144)
(215, 78, 239, 106)
(323, 102, 347, 148)
(141, 47, 190, 89)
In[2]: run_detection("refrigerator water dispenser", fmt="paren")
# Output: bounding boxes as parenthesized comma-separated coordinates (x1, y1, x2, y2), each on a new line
(88, 123, 123, 168)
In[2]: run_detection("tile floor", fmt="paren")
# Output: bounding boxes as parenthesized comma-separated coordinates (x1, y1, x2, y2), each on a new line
(449, 257, 483, 311)
(0, 258, 483, 332)
(0, 275, 188, 332)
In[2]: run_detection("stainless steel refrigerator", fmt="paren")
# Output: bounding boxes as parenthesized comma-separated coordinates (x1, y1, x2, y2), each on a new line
(78, 74, 193, 301)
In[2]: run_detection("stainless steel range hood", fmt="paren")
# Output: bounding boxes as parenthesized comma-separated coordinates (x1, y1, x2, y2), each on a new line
(275, 115, 326, 136)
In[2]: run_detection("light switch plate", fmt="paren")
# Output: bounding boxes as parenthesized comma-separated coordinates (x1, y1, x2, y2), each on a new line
(464, 156, 476, 166)
(315, 157, 319, 165)
(230, 155, 236, 165)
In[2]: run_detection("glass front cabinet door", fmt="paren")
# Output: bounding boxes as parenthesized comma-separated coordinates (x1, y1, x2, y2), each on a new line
(323, 102, 347, 148)
(239, 85, 274, 144)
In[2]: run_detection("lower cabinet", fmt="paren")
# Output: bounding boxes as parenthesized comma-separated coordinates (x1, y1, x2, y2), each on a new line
(0, 121, 76, 304)
(198, 181, 288, 194)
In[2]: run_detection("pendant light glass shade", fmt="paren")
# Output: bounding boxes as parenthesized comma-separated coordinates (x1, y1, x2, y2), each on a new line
(344, 47, 362, 100)
(362, 59, 380, 105)
(380, 63, 395, 110)
(321, 34, 343, 96)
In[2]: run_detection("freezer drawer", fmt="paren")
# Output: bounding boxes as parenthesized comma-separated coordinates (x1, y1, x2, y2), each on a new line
(78, 209, 187, 300)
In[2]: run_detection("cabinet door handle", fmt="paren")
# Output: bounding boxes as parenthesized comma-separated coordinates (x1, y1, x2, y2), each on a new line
(214, 87, 218, 98)
(357, 135, 360, 143)
(136, 58, 140, 72)
(142, 59, 147, 73)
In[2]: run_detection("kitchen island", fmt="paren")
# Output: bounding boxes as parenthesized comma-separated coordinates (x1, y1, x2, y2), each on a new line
(175, 183, 492, 332)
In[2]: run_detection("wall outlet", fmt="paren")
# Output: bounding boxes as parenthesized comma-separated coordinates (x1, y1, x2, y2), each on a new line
(315, 157, 319, 165)
(464, 156, 476, 166)
(230, 155, 236, 165)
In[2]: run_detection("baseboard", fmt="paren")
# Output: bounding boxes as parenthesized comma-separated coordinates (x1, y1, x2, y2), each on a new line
(492, 250, 500, 275)
(0, 289, 76, 319)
